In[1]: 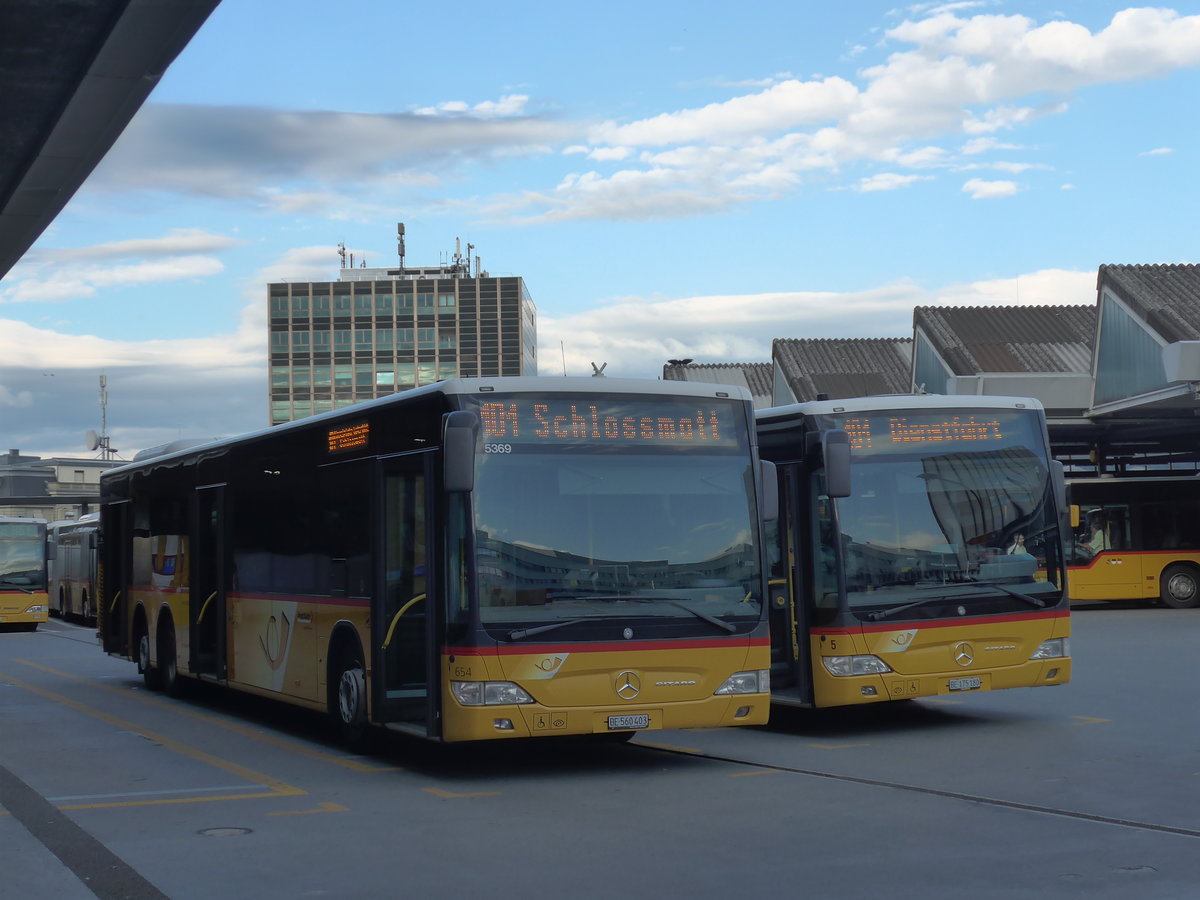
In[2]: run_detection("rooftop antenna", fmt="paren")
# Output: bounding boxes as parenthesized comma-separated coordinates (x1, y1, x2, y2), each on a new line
(397, 223, 405, 269)
(85, 373, 117, 459)
(337, 242, 347, 269)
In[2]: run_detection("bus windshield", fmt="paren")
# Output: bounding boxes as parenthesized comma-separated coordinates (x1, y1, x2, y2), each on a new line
(465, 394, 763, 638)
(814, 408, 1063, 618)
(0, 523, 46, 590)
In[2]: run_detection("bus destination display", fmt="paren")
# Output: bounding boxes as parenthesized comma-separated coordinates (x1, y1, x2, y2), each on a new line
(840, 414, 1006, 452)
(474, 398, 741, 447)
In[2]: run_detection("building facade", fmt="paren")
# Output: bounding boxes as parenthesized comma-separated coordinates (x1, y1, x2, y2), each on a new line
(267, 247, 537, 425)
(0, 449, 118, 519)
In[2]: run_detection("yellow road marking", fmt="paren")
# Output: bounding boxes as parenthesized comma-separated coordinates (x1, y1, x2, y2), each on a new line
(15, 659, 399, 773)
(729, 769, 779, 777)
(1, 669, 305, 809)
(423, 788, 501, 799)
(1070, 715, 1111, 726)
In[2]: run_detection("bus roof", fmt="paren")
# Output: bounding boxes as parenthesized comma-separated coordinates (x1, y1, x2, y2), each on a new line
(103, 376, 753, 477)
(757, 393, 1045, 425)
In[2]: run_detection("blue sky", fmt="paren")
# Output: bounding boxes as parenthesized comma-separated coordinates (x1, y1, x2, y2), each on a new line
(2, 0, 1199, 458)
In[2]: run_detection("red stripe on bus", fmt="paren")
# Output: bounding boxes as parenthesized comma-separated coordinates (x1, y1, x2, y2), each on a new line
(447, 636, 771, 656)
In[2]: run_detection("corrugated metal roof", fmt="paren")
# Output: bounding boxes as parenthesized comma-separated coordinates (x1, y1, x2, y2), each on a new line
(913, 305, 1095, 375)
(772, 338, 913, 401)
(661, 362, 773, 407)
(1098, 264, 1200, 342)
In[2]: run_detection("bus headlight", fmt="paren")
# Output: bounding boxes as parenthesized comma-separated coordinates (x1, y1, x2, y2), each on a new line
(714, 669, 770, 695)
(450, 681, 534, 706)
(24, 605, 46, 615)
(1030, 638, 1070, 660)
(822, 655, 892, 677)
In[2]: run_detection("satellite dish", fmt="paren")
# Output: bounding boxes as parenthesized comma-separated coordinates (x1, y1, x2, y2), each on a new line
(85, 430, 100, 451)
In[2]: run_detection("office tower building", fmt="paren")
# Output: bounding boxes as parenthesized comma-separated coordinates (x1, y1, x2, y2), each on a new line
(268, 231, 536, 425)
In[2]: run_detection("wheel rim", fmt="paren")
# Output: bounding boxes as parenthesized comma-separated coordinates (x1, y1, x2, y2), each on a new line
(138, 632, 150, 670)
(1168, 573, 1196, 603)
(338, 667, 364, 724)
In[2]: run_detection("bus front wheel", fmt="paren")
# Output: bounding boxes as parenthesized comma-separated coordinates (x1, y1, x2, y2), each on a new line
(330, 646, 368, 749)
(1161, 564, 1200, 609)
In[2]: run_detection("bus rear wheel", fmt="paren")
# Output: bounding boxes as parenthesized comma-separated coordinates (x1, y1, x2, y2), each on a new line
(138, 624, 161, 691)
(159, 620, 181, 697)
(1161, 564, 1200, 609)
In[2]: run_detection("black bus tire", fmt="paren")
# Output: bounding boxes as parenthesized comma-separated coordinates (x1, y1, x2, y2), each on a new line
(159, 619, 181, 697)
(138, 623, 161, 691)
(330, 644, 368, 749)
(1161, 564, 1200, 609)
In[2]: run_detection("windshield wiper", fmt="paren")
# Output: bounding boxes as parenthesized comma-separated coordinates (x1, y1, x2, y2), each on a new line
(0, 579, 34, 594)
(965, 580, 1048, 609)
(505, 618, 592, 641)
(866, 582, 1047, 621)
(620, 597, 738, 633)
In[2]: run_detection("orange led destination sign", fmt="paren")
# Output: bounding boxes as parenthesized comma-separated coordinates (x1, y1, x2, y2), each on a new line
(475, 399, 740, 447)
(328, 422, 370, 453)
(842, 415, 1005, 452)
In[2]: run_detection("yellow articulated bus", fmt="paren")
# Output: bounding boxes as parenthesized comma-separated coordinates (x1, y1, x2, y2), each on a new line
(48, 512, 100, 624)
(0, 516, 50, 631)
(756, 395, 1071, 708)
(1066, 475, 1200, 609)
(100, 377, 772, 744)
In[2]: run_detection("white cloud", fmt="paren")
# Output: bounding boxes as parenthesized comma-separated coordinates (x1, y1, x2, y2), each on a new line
(0, 384, 35, 407)
(0, 228, 233, 304)
(539, 268, 1096, 379)
(855, 172, 933, 192)
(962, 177, 1018, 198)
(1140, 147, 1174, 156)
(590, 77, 861, 147)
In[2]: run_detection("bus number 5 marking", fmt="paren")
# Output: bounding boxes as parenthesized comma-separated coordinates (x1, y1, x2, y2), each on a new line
(454, 666, 472, 678)
(484, 443, 512, 454)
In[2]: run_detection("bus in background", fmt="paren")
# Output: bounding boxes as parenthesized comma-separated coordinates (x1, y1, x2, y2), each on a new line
(757, 395, 1071, 709)
(48, 512, 100, 624)
(100, 377, 772, 744)
(0, 515, 50, 631)
(1066, 475, 1200, 608)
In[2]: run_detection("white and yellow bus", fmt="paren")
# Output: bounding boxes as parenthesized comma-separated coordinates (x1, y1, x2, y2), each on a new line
(757, 395, 1071, 708)
(48, 512, 100, 624)
(100, 378, 772, 744)
(0, 516, 50, 631)
(1066, 475, 1200, 608)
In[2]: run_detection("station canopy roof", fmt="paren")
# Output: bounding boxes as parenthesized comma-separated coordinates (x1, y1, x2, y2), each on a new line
(0, 0, 219, 280)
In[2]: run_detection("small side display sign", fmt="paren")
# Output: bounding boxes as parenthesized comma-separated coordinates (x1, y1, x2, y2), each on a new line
(328, 422, 369, 454)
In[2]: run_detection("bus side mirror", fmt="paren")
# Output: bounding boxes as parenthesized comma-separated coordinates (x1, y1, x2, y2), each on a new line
(823, 429, 851, 499)
(88, 532, 98, 550)
(45, 541, 57, 561)
(443, 410, 480, 493)
(759, 459, 778, 523)
(1069, 502, 1080, 529)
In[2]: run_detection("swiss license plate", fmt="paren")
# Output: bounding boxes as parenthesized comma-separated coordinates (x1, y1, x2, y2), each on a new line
(607, 714, 649, 730)
(948, 676, 982, 692)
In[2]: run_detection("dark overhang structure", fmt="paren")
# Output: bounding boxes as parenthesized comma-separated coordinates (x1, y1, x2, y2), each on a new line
(0, 0, 219, 280)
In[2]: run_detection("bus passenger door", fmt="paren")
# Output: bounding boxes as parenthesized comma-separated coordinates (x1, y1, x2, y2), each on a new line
(191, 485, 226, 678)
(769, 466, 815, 705)
(100, 500, 131, 656)
(373, 453, 437, 733)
